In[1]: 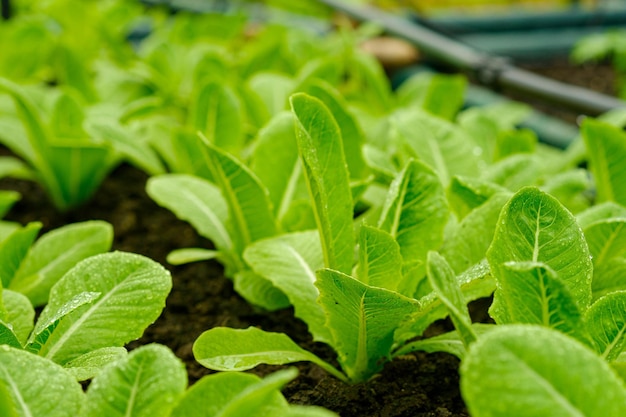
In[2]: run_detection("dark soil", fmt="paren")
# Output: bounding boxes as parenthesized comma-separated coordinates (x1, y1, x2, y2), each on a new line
(1, 163, 469, 416)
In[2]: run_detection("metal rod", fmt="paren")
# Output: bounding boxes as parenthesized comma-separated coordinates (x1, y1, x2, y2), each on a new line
(317, 0, 626, 116)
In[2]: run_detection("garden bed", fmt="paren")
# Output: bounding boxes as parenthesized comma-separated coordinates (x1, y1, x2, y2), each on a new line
(1, 160, 472, 416)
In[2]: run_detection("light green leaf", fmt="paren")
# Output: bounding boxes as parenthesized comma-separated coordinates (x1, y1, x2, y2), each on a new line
(356, 225, 403, 291)
(303, 81, 368, 180)
(0, 189, 21, 217)
(84, 344, 186, 417)
(392, 108, 481, 185)
(426, 252, 476, 348)
(493, 128, 537, 161)
(584, 219, 626, 266)
(378, 159, 449, 264)
(398, 72, 466, 121)
(487, 186, 593, 309)
(26, 291, 101, 354)
(577, 201, 626, 230)
(166, 248, 219, 265)
(35, 252, 171, 365)
(316, 269, 419, 382)
(189, 82, 243, 153)
(146, 174, 232, 252)
(490, 261, 585, 341)
(447, 175, 508, 220)
(0, 322, 21, 349)
(10, 220, 113, 307)
(200, 137, 278, 256)
(2, 290, 34, 345)
(461, 325, 626, 417)
(249, 73, 294, 117)
(586, 291, 626, 361)
(85, 121, 165, 176)
(441, 193, 510, 274)
(541, 169, 591, 214)
(63, 347, 127, 381)
(170, 371, 287, 417)
(290, 93, 354, 274)
(0, 221, 41, 288)
(0, 346, 84, 417)
(250, 112, 302, 221)
(233, 270, 290, 311)
(482, 154, 541, 191)
(582, 118, 626, 206)
(592, 258, 626, 300)
(243, 230, 330, 343)
(193, 327, 346, 382)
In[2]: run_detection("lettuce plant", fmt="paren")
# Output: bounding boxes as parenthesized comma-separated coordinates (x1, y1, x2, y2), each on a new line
(0, 250, 171, 380)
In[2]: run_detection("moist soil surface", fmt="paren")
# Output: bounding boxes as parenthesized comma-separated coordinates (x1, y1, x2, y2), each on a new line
(0, 58, 614, 416)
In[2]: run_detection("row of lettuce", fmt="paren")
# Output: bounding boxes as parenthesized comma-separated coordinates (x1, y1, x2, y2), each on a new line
(2, 0, 626, 416)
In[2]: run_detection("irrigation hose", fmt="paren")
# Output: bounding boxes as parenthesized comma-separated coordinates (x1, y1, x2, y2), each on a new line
(317, 0, 626, 117)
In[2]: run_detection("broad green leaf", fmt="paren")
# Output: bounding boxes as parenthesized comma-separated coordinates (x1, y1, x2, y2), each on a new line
(490, 261, 585, 341)
(199, 138, 277, 256)
(193, 327, 346, 382)
(441, 193, 510, 274)
(577, 201, 626, 230)
(586, 291, 626, 361)
(63, 347, 127, 381)
(447, 175, 508, 220)
(316, 269, 419, 382)
(487, 186, 593, 309)
(85, 121, 165, 175)
(146, 174, 232, 252)
(26, 291, 101, 354)
(392, 108, 481, 184)
(426, 252, 476, 348)
(2, 290, 34, 345)
(0, 346, 84, 417)
(243, 230, 330, 343)
(395, 323, 495, 359)
(233, 270, 290, 311)
(166, 248, 219, 265)
(482, 154, 541, 191)
(10, 220, 113, 306)
(582, 118, 626, 206)
(171, 371, 286, 417)
(584, 218, 626, 266)
(378, 159, 449, 263)
(0, 221, 41, 288)
(461, 325, 626, 417)
(250, 112, 308, 224)
(493, 128, 537, 161)
(541, 169, 591, 214)
(0, 322, 21, 348)
(35, 252, 171, 365)
(592, 258, 626, 300)
(84, 344, 186, 417)
(290, 93, 354, 274)
(249, 73, 294, 116)
(303, 81, 368, 180)
(189, 82, 243, 153)
(149, 127, 213, 179)
(50, 90, 86, 139)
(397, 72, 466, 121)
(356, 225, 403, 291)
(45, 142, 113, 210)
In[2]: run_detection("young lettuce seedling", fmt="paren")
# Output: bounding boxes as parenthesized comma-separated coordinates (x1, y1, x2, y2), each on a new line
(191, 93, 495, 383)
(0, 251, 171, 380)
